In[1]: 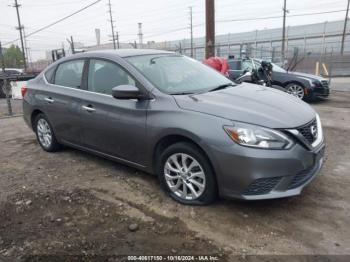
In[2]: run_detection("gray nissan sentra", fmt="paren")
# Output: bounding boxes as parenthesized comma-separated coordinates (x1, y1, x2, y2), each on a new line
(22, 49, 325, 205)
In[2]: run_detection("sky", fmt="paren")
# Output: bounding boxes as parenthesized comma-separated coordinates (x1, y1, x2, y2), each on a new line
(0, 0, 348, 60)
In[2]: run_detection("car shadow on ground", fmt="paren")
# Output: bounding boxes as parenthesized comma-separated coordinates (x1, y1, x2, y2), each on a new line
(62, 145, 307, 213)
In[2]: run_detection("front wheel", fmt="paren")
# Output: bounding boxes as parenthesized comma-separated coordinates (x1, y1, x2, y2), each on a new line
(286, 83, 305, 99)
(157, 142, 217, 205)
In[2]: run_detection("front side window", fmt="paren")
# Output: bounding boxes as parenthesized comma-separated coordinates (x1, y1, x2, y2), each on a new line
(54, 60, 84, 88)
(88, 59, 136, 95)
(126, 55, 233, 95)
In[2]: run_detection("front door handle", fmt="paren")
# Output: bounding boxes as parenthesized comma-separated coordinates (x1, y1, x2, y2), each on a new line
(82, 105, 95, 112)
(44, 97, 54, 103)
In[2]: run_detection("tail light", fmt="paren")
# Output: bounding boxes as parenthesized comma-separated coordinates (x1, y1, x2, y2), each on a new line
(21, 85, 27, 97)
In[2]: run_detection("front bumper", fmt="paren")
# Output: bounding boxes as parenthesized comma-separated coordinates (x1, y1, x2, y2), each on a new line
(211, 140, 325, 200)
(313, 87, 330, 97)
(310, 81, 330, 97)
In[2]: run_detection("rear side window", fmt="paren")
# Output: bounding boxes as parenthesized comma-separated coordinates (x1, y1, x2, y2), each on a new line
(44, 66, 56, 84)
(54, 60, 84, 88)
(87, 59, 136, 95)
(228, 60, 241, 70)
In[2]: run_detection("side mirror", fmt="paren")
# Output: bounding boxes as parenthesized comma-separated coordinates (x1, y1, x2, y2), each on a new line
(112, 85, 148, 100)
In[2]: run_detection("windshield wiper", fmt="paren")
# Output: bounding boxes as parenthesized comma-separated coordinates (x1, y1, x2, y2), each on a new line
(170, 91, 195, 95)
(208, 83, 236, 92)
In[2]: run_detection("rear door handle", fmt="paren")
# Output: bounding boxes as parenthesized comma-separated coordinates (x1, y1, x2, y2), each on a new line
(44, 97, 54, 103)
(82, 105, 95, 112)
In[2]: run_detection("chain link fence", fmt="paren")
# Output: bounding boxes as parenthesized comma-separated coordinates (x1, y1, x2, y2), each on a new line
(171, 38, 350, 80)
(1, 29, 350, 117)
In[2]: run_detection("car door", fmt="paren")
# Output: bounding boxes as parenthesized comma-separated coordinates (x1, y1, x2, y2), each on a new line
(79, 58, 149, 166)
(40, 59, 86, 145)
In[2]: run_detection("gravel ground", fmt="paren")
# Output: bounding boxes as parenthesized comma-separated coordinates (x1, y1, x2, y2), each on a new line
(0, 99, 22, 117)
(0, 90, 350, 261)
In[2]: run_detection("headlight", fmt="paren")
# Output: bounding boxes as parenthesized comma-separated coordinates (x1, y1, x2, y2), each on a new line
(312, 80, 322, 87)
(224, 123, 294, 149)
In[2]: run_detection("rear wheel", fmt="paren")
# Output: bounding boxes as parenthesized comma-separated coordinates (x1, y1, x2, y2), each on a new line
(286, 83, 305, 99)
(34, 113, 61, 152)
(157, 142, 217, 205)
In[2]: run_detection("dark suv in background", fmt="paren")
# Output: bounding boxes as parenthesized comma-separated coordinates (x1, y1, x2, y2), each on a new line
(228, 58, 330, 100)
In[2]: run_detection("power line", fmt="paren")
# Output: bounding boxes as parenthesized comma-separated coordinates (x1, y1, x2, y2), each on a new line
(217, 9, 347, 23)
(3, 0, 102, 46)
(143, 9, 347, 40)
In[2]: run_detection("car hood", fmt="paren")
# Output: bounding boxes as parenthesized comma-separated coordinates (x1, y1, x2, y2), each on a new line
(287, 71, 325, 81)
(173, 83, 315, 129)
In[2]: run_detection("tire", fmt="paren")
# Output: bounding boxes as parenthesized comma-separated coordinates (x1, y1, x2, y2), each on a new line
(157, 142, 217, 205)
(285, 83, 305, 100)
(34, 113, 61, 152)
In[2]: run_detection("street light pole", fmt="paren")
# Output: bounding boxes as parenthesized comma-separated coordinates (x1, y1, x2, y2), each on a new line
(281, 0, 287, 64)
(189, 6, 194, 58)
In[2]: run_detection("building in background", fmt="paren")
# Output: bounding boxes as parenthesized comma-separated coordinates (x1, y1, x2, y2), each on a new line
(83, 20, 349, 61)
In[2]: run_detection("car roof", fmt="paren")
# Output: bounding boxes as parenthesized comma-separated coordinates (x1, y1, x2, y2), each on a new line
(81, 49, 174, 58)
(42, 49, 176, 74)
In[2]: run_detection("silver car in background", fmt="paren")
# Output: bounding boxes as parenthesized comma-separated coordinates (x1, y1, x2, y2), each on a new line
(22, 49, 325, 205)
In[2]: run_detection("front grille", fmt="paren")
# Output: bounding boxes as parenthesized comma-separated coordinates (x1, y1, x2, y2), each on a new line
(297, 119, 317, 144)
(243, 177, 281, 195)
(321, 80, 329, 88)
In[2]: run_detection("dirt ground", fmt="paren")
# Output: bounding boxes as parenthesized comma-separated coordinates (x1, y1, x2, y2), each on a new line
(0, 99, 22, 117)
(0, 90, 350, 261)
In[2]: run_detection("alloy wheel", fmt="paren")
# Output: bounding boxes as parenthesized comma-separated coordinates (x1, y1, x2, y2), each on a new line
(286, 84, 304, 99)
(37, 118, 52, 148)
(164, 153, 206, 200)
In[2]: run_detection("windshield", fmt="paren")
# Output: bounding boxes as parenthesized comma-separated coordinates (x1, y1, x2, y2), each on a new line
(253, 59, 286, 73)
(271, 63, 286, 73)
(126, 54, 233, 94)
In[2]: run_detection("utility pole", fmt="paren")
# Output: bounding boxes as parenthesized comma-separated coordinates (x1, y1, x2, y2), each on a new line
(0, 42, 13, 115)
(205, 0, 215, 58)
(189, 6, 194, 58)
(116, 31, 120, 49)
(281, 0, 288, 64)
(70, 36, 75, 54)
(340, 0, 350, 55)
(23, 26, 31, 67)
(321, 21, 328, 60)
(13, 0, 27, 71)
(138, 23, 143, 48)
(107, 0, 116, 49)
